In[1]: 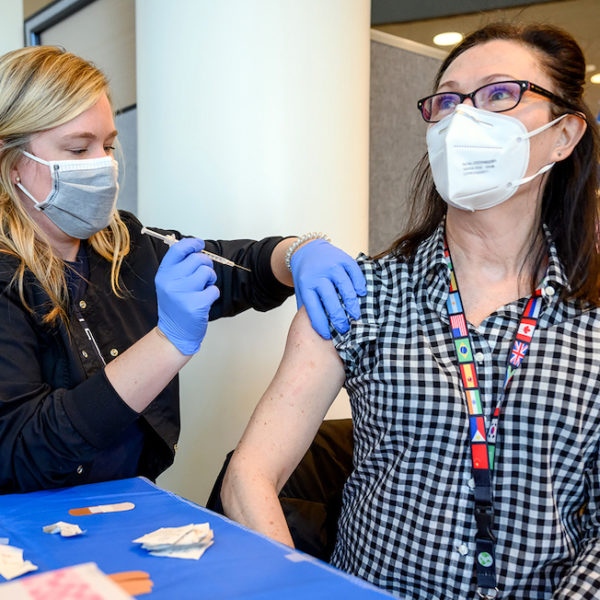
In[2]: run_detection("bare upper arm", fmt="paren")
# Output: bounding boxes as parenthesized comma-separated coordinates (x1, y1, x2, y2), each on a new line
(231, 307, 346, 491)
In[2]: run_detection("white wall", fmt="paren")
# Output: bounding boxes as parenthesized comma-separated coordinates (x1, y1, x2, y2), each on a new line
(0, 0, 24, 56)
(136, 0, 370, 504)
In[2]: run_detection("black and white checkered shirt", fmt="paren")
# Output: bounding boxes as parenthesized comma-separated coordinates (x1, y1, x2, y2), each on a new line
(330, 223, 600, 599)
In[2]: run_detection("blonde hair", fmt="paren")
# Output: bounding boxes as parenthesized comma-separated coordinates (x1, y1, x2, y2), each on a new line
(0, 46, 130, 325)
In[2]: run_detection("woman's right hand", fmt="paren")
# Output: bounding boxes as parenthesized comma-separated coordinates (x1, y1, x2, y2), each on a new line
(155, 238, 220, 355)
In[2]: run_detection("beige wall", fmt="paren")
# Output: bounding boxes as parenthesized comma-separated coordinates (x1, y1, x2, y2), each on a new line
(23, 0, 49, 18)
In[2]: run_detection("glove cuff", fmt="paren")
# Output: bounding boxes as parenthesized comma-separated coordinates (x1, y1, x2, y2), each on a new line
(284, 232, 331, 271)
(157, 321, 201, 356)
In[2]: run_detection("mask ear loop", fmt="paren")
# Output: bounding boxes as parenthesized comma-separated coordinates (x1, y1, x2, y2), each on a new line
(510, 115, 569, 190)
(513, 162, 555, 187)
(22, 150, 51, 166)
(15, 180, 44, 210)
(522, 113, 569, 140)
(17, 151, 55, 209)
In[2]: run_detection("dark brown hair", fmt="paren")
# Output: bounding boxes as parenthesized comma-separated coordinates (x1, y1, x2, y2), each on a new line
(384, 23, 600, 305)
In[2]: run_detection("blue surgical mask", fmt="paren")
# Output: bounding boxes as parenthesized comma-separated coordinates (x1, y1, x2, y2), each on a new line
(17, 151, 119, 239)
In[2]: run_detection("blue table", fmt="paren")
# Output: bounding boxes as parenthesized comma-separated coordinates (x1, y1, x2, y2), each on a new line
(0, 477, 393, 599)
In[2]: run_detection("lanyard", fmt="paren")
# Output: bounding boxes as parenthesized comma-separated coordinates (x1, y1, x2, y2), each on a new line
(444, 241, 542, 599)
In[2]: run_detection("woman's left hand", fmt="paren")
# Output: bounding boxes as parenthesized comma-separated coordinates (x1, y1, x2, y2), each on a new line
(290, 239, 366, 339)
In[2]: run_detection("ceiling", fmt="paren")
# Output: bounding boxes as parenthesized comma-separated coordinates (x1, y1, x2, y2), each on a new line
(372, 0, 600, 118)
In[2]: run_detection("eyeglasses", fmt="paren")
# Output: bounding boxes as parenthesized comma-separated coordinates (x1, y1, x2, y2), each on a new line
(417, 80, 564, 123)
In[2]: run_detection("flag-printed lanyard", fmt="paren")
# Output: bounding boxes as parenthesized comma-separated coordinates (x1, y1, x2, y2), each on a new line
(444, 240, 542, 600)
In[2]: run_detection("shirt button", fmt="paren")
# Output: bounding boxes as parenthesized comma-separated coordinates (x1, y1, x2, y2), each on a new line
(110, 348, 119, 357)
(79, 300, 87, 309)
(81, 350, 88, 358)
(457, 544, 469, 556)
(544, 285, 555, 297)
(76, 465, 84, 475)
(474, 352, 485, 363)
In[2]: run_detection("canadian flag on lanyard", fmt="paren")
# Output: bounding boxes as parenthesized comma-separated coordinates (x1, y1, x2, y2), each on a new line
(516, 318, 536, 343)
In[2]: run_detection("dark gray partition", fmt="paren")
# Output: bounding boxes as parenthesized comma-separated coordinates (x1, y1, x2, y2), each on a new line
(369, 32, 443, 255)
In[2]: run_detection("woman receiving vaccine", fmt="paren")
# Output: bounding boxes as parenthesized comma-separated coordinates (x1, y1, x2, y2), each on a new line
(222, 23, 599, 599)
(0, 46, 366, 494)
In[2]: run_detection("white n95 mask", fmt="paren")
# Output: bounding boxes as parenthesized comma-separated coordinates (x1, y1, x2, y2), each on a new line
(426, 104, 567, 211)
(17, 151, 119, 239)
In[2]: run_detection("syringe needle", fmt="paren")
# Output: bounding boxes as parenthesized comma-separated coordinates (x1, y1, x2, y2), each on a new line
(200, 249, 252, 272)
(141, 227, 252, 272)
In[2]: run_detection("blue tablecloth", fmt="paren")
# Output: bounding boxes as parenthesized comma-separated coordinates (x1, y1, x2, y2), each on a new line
(0, 477, 394, 599)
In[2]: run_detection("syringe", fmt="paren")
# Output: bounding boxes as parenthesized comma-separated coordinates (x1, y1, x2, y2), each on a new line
(141, 227, 251, 272)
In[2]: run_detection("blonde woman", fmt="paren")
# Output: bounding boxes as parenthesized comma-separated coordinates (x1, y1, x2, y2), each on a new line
(0, 46, 365, 493)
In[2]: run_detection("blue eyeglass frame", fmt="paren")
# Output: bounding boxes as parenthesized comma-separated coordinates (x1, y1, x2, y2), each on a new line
(416, 80, 565, 123)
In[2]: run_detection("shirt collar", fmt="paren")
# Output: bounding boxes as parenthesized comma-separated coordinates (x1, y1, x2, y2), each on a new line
(413, 222, 448, 284)
(540, 224, 569, 293)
